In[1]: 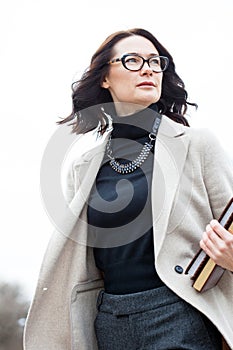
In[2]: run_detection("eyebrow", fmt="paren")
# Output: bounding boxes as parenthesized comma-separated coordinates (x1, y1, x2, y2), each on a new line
(122, 52, 159, 57)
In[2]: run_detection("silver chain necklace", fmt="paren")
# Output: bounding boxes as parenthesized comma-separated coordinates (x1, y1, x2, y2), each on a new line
(106, 113, 162, 174)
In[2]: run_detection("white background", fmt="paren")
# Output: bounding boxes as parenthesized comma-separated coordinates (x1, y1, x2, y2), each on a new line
(0, 0, 232, 300)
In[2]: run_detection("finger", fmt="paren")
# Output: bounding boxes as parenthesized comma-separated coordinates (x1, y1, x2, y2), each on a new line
(204, 223, 222, 246)
(210, 219, 232, 240)
(200, 238, 215, 259)
(201, 229, 217, 253)
(201, 224, 225, 258)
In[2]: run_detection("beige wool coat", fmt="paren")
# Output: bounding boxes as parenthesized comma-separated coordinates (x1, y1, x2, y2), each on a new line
(24, 115, 233, 349)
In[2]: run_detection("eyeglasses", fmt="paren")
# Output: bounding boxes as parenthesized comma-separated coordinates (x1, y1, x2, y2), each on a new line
(108, 54, 169, 73)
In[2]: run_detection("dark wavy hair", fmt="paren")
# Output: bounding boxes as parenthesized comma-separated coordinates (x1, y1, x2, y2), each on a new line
(58, 28, 197, 133)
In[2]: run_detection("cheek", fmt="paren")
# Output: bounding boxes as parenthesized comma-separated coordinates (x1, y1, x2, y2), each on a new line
(156, 77, 163, 95)
(111, 73, 133, 92)
(154, 77, 163, 101)
(157, 74, 163, 87)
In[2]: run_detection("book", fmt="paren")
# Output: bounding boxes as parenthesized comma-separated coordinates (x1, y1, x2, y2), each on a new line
(185, 197, 233, 292)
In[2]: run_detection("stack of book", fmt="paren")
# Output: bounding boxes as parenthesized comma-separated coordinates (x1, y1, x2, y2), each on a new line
(185, 198, 233, 292)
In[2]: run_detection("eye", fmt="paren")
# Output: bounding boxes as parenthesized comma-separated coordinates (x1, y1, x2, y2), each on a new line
(124, 55, 141, 64)
(149, 57, 161, 66)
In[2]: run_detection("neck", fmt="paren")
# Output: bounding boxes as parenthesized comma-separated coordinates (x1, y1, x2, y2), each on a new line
(114, 102, 150, 117)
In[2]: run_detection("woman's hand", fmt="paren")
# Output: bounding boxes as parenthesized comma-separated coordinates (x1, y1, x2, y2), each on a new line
(200, 220, 233, 271)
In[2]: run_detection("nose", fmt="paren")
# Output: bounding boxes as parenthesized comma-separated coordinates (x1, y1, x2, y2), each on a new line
(140, 61, 153, 75)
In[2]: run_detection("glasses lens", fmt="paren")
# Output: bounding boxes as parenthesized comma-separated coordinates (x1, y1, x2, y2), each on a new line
(121, 54, 169, 72)
(123, 55, 143, 71)
(149, 56, 168, 72)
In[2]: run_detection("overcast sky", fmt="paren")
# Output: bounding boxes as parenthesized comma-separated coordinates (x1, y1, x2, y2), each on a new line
(0, 0, 233, 300)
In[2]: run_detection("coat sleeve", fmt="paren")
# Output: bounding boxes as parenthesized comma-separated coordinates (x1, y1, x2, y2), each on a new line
(199, 128, 233, 219)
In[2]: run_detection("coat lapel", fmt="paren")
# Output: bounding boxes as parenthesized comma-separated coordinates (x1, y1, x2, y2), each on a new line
(64, 131, 111, 244)
(151, 116, 190, 257)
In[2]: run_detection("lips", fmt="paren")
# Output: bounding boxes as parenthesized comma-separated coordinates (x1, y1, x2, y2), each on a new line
(136, 81, 156, 87)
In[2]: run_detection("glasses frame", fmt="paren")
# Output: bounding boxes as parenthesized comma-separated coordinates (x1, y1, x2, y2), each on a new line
(108, 54, 169, 73)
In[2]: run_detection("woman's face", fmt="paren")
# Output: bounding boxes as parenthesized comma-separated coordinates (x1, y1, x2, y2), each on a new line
(102, 35, 163, 115)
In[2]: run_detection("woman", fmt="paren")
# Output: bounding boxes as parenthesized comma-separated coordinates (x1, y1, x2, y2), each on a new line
(24, 29, 233, 349)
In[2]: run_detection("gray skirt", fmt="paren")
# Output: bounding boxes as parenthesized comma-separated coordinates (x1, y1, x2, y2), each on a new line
(94, 285, 221, 350)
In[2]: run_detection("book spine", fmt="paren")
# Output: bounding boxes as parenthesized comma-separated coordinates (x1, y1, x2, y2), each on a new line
(193, 260, 225, 292)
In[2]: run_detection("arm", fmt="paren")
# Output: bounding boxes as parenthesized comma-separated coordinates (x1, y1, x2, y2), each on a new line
(198, 130, 233, 270)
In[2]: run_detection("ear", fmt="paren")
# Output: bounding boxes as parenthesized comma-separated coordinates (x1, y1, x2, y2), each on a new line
(101, 77, 110, 89)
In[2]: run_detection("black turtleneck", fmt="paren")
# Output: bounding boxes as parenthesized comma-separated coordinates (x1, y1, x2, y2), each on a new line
(87, 105, 165, 294)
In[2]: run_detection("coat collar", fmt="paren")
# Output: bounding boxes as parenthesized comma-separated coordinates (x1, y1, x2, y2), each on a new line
(159, 115, 186, 137)
(79, 115, 186, 163)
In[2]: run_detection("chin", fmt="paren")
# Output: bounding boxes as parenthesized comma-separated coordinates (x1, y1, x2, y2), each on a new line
(138, 93, 160, 105)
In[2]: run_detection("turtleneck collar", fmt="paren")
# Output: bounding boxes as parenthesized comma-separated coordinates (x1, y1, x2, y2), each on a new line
(111, 103, 159, 140)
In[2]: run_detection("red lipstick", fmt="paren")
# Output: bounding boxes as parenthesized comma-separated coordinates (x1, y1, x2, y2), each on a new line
(137, 81, 156, 87)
